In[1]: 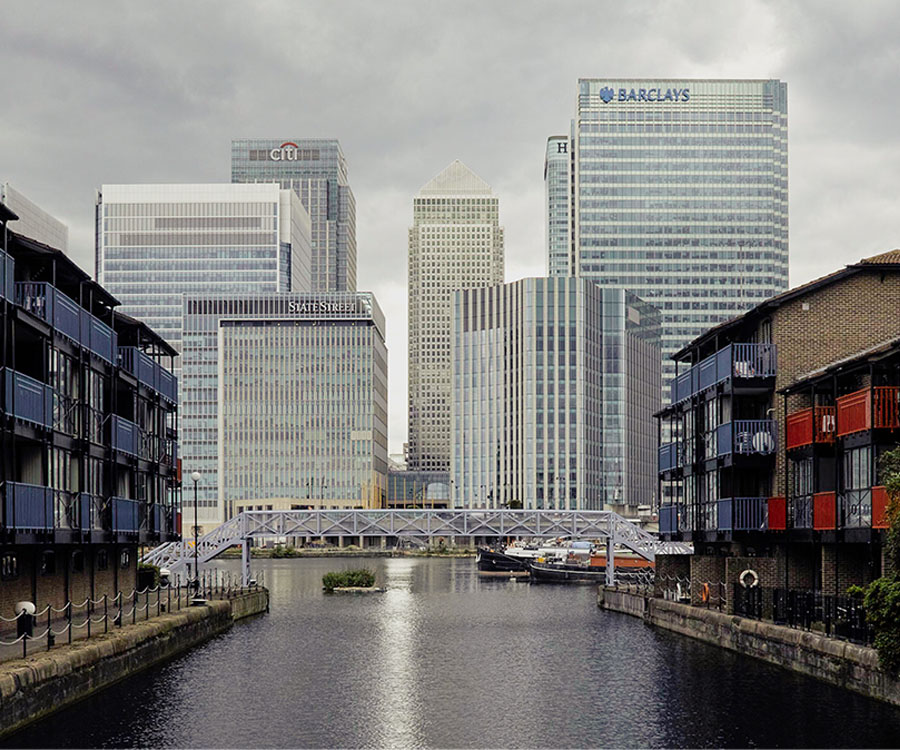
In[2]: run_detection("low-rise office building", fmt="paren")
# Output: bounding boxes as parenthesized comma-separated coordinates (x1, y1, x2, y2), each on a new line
(657, 250, 900, 600)
(0, 199, 179, 617)
(452, 278, 661, 514)
(181, 292, 387, 529)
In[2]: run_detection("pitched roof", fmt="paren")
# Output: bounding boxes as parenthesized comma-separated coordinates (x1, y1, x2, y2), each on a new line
(859, 248, 900, 264)
(420, 160, 492, 196)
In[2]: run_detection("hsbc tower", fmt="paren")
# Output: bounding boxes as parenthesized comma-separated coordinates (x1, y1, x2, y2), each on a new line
(232, 138, 357, 293)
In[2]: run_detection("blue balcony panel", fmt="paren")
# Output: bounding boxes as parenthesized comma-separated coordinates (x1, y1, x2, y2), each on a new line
(112, 497, 140, 533)
(0, 251, 14, 301)
(717, 497, 768, 532)
(4, 369, 53, 428)
(715, 423, 732, 456)
(110, 415, 140, 456)
(3, 482, 53, 531)
(660, 505, 679, 534)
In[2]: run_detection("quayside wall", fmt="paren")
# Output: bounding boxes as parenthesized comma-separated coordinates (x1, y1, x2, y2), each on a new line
(598, 586, 900, 708)
(0, 590, 268, 738)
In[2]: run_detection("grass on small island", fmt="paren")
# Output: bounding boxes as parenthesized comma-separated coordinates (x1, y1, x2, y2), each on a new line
(322, 569, 376, 592)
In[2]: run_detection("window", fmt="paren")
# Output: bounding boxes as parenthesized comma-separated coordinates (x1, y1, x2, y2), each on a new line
(97, 549, 109, 570)
(119, 549, 130, 569)
(71, 550, 85, 573)
(1, 553, 18, 581)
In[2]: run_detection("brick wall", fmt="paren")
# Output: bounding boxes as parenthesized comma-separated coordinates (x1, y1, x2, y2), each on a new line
(654, 554, 690, 598)
(821, 543, 874, 594)
(689, 555, 726, 606)
(726, 556, 777, 616)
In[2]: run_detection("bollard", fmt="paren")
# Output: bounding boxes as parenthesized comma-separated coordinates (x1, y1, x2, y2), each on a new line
(17, 602, 35, 658)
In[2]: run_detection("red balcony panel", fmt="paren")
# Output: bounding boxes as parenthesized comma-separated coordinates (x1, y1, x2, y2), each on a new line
(786, 406, 836, 449)
(873, 486, 890, 530)
(768, 496, 786, 530)
(837, 387, 900, 436)
(813, 491, 836, 530)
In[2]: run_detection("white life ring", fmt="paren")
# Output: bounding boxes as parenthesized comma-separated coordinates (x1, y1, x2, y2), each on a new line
(740, 569, 759, 589)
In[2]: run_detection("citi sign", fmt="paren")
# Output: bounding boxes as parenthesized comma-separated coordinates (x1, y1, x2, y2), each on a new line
(269, 142, 302, 160)
(598, 86, 690, 103)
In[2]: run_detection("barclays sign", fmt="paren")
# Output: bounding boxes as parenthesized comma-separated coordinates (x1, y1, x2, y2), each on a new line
(598, 86, 690, 103)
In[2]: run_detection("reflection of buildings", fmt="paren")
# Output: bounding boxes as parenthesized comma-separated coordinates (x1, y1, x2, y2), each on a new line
(452, 278, 660, 515)
(182, 292, 387, 530)
(386, 470, 450, 509)
(0, 192, 179, 613)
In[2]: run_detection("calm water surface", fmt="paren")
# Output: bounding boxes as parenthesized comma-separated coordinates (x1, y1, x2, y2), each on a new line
(6, 557, 900, 749)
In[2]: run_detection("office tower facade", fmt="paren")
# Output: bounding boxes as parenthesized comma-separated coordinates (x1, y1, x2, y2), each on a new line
(1, 183, 69, 250)
(231, 139, 357, 292)
(182, 292, 387, 528)
(546, 79, 789, 386)
(451, 278, 660, 515)
(95, 183, 312, 374)
(407, 160, 504, 472)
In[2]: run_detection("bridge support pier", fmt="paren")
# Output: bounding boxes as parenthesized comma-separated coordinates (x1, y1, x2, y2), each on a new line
(605, 537, 615, 587)
(242, 538, 251, 587)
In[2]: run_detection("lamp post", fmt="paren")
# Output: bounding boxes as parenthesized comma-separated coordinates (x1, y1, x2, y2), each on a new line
(191, 471, 201, 590)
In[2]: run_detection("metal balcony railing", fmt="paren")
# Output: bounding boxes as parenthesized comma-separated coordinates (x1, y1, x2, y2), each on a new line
(792, 494, 814, 529)
(717, 497, 769, 531)
(670, 343, 777, 405)
(841, 489, 873, 528)
(2, 482, 53, 531)
(732, 420, 777, 455)
(3, 369, 53, 428)
(786, 406, 836, 449)
(658, 442, 680, 472)
(15, 282, 117, 363)
(118, 347, 178, 404)
(109, 415, 142, 457)
(813, 491, 837, 530)
(659, 504, 680, 534)
(836, 386, 900, 436)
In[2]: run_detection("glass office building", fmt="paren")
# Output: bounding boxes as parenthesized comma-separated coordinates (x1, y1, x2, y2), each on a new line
(546, 79, 788, 387)
(182, 293, 387, 528)
(95, 183, 312, 379)
(451, 278, 660, 515)
(231, 139, 356, 293)
(408, 160, 504, 473)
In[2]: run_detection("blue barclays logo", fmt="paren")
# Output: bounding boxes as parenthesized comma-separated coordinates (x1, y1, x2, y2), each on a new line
(598, 86, 691, 103)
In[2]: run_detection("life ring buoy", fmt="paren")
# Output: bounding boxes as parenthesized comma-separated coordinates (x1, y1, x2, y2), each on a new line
(740, 569, 759, 589)
(701, 582, 710, 603)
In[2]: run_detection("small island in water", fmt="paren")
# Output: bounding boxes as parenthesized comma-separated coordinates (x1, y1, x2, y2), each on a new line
(322, 569, 383, 593)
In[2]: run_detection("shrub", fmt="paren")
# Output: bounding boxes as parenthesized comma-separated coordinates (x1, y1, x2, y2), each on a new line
(138, 562, 160, 589)
(322, 569, 376, 591)
(864, 578, 900, 672)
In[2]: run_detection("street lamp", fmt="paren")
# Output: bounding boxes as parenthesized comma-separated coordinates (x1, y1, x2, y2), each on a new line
(191, 471, 201, 590)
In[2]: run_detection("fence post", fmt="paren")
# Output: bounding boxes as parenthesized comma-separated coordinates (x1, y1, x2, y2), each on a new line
(104, 595, 108, 634)
(146, 589, 150, 621)
(87, 599, 92, 639)
(67, 602, 73, 645)
(132, 591, 136, 625)
(46, 608, 51, 651)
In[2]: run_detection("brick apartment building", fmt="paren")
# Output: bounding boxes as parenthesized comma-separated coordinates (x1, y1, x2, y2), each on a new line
(657, 249, 900, 603)
(0, 200, 180, 619)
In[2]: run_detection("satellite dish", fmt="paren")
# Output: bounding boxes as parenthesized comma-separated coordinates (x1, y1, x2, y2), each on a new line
(752, 431, 775, 454)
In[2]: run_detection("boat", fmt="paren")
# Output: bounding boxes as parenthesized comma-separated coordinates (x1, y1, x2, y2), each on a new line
(527, 559, 609, 584)
(476, 539, 574, 574)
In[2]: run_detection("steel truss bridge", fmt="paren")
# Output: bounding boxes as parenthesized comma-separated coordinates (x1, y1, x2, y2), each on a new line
(142, 509, 692, 587)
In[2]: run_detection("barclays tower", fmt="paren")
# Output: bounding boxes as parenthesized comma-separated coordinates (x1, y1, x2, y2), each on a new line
(546, 79, 788, 388)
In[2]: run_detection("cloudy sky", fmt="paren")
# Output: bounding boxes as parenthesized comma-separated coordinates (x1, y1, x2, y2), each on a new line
(3, 1, 899, 454)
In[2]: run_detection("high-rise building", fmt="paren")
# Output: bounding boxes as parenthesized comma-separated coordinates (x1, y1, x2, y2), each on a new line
(231, 139, 357, 292)
(1, 183, 69, 250)
(95, 183, 312, 376)
(182, 292, 387, 529)
(546, 79, 789, 386)
(451, 279, 660, 514)
(407, 160, 504, 473)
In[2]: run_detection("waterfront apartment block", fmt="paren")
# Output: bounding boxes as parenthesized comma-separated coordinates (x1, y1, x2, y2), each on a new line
(0, 199, 179, 616)
(231, 138, 357, 292)
(657, 249, 900, 598)
(408, 160, 504, 473)
(95, 183, 312, 375)
(452, 278, 660, 515)
(181, 293, 387, 529)
(547, 79, 789, 386)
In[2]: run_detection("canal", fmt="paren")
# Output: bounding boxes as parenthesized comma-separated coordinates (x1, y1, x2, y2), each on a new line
(6, 556, 900, 748)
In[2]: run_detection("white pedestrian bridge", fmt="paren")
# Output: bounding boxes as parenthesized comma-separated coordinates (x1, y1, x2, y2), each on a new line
(142, 508, 692, 587)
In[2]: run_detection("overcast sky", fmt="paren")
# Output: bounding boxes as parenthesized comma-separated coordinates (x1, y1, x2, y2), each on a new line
(3, 1, 899, 455)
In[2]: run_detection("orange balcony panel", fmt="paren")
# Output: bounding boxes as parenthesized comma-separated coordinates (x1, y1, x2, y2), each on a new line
(813, 491, 836, 530)
(786, 406, 836, 449)
(837, 387, 900, 436)
(873, 486, 890, 530)
(768, 496, 786, 530)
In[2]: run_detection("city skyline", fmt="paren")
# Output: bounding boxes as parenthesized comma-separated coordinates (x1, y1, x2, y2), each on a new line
(3, 1, 900, 455)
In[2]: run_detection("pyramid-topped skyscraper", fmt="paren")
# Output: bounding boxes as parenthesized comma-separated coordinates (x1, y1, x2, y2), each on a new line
(407, 161, 504, 473)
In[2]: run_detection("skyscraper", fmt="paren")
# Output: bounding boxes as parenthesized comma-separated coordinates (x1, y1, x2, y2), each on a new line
(451, 279, 660, 514)
(546, 79, 788, 386)
(95, 182, 312, 375)
(231, 139, 357, 292)
(407, 160, 504, 473)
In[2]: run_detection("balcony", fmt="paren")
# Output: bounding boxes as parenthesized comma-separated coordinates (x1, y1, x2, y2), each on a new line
(768, 496, 786, 530)
(793, 494, 814, 529)
(813, 491, 837, 530)
(118, 347, 178, 404)
(0, 249, 14, 301)
(704, 420, 777, 460)
(3, 369, 53, 428)
(2, 482, 52, 531)
(660, 504, 680, 534)
(717, 497, 769, 531)
(840, 490, 873, 528)
(16, 282, 117, 363)
(110, 415, 142, 457)
(786, 406, 836, 450)
(836, 386, 900, 436)
(658, 442, 680, 472)
(671, 343, 777, 405)
(111, 497, 140, 533)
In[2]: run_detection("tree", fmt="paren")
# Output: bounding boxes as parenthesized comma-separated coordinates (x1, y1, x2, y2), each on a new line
(879, 447, 900, 575)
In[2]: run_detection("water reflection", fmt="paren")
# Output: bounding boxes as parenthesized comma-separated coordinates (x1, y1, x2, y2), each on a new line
(6, 557, 900, 749)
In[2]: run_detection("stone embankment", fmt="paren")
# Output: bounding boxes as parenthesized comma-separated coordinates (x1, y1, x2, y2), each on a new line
(0, 589, 269, 738)
(598, 586, 900, 707)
